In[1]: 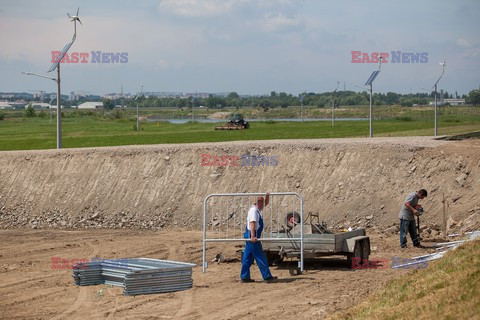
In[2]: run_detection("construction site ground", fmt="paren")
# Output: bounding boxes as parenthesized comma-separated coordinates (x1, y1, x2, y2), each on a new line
(1, 228, 441, 320)
(1, 137, 479, 319)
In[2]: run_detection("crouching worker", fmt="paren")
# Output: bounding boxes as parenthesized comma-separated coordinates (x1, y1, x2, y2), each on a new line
(399, 189, 427, 248)
(240, 193, 278, 283)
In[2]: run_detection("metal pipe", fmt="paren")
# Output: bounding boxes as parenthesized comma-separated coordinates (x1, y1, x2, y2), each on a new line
(56, 64, 62, 148)
(434, 83, 438, 137)
(225, 196, 229, 239)
(369, 83, 373, 138)
(202, 196, 208, 272)
(233, 197, 236, 239)
(299, 194, 304, 272)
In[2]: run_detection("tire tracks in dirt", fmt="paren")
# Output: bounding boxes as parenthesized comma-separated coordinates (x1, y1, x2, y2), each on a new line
(50, 240, 99, 320)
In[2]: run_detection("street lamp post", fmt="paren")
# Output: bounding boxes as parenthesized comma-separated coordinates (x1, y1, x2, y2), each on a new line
(300, 94, 304, 122)
(433, 61, 446, 137)
(191, 97, 195, 122)
(21, 8, 81, 149)
(134, 84, 144, 131)
(56, 65, 61, 148)
(364, 57, 383, 137)
(21, 71, 61, 147)
(331, 81, 340, 127)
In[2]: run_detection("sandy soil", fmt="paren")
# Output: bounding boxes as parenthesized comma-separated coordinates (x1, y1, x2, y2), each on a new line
(0, 229, 439, 320)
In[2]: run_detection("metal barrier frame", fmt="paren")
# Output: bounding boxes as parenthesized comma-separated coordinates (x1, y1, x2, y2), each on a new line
(202, 192, 304, 273)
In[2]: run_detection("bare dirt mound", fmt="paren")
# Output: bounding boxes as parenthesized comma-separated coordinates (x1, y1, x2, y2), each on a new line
(0, 137, 479, 235)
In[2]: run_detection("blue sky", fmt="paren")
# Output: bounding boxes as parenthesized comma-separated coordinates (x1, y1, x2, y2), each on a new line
(1, 0, 479, 96)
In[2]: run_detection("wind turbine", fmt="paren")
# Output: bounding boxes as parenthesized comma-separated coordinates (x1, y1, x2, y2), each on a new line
(67, 7, 82, 35)
(67, 8, 82, 24)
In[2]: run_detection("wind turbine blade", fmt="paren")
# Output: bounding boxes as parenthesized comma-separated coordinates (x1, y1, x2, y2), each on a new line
(67, 13, 71, 18)
(78, 18, 82, 25)
(76, 7, 79, 16)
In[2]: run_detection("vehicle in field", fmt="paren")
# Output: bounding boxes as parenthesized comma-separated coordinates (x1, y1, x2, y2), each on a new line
(214, 113, 250, 130)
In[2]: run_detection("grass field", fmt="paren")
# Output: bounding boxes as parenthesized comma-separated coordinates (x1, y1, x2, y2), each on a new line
(0, 106, 479, 150)
(328, 239, 480, 320)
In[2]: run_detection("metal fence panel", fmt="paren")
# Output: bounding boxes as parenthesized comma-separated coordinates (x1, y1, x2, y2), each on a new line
(202, 192, 304, 272)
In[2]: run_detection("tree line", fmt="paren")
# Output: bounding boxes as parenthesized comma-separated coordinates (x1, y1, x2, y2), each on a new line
(100, 89, 479, 110)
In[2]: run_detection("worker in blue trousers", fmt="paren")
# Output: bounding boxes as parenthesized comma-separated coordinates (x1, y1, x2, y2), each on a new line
(240, 193, 278, 283)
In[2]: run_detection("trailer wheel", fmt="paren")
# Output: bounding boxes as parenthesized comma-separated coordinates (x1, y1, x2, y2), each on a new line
(347, 241, 362, 269)
(265, 252, 282, 266)
(361, 239, 370, 262)
(289, 268, 302, 276)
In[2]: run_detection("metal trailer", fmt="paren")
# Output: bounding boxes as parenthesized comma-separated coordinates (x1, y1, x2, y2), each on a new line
(262, 214, 370, 269)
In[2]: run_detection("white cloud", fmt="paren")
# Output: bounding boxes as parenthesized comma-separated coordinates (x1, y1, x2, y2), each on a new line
(260, 12, 303, 33)
(456, 38, 473, 48)
(158, 0, 241, 17)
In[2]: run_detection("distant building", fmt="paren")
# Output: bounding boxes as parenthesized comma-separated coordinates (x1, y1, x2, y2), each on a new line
(0, 101, 13, 109)
(443, 98, 465, 105)
(9, 101, 28, 110)
(69, 90, 88, 100)
(28, 103, 52, 110)
(77, 102, 103, 109)
(103, 93, 131, 100)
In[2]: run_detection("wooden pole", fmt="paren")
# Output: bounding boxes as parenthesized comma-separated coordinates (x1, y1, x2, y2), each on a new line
(443, 193, 447, 239)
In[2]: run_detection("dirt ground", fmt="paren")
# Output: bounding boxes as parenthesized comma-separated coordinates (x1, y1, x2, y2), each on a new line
(0, 228, 440, 320)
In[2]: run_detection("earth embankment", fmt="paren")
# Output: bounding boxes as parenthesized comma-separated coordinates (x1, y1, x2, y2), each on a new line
(1, 137, 479, 233)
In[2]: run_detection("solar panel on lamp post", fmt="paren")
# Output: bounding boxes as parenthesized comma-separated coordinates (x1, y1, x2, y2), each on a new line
(332, 81, 340, 127)
(364, 57, 383, 137)
(433, 61, 446, 137)
(21, 8, 81, 149)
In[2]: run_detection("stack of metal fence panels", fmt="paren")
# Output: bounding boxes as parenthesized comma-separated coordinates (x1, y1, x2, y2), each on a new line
(72, 261, 103, 286)
(72, 258, 196, 296)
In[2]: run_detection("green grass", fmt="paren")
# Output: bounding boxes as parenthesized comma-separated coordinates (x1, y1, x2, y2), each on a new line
(0, 108, 479, 150)
(328, 240, 480, 320)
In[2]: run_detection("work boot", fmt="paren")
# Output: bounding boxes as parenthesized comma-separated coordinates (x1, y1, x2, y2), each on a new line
(241, 278, 255, 283)
(263, 276, 278, 283)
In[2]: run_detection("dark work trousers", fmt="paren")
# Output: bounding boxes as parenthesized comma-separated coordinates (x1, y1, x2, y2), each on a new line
(400, 219, 420, 247)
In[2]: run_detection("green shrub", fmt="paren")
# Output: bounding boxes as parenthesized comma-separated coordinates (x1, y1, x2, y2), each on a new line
(25, 105, 36, 117)
(395, 116, 413, 122)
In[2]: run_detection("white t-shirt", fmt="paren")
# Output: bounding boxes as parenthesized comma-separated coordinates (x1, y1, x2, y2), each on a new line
(247, 205, 261, 231)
